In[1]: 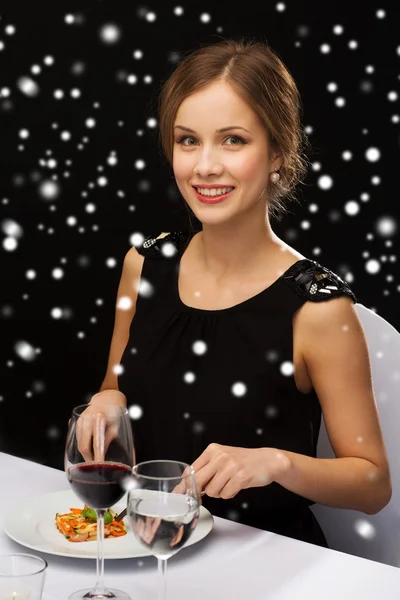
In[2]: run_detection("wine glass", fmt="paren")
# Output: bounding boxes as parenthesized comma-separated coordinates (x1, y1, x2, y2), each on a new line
(65, 403, 135, 600)
(127, 460, 200, 600)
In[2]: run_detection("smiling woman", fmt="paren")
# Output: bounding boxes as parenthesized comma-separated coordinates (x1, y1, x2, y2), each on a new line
(87, 37, 391, 552)
(158, 37, 311, 222)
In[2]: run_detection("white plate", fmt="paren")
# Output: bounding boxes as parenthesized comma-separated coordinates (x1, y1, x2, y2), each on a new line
(4, 489, 214, 560)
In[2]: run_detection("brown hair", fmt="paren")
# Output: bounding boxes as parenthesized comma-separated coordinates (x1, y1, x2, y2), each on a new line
(157, 37, 312, 221)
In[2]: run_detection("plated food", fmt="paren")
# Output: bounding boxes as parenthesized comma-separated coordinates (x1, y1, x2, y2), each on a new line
(55, 505, 127, 542)
(4, 489, 214, 559)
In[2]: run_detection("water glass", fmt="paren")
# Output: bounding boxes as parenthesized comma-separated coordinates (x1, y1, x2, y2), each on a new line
(127, 460, 200, 600)
(0, 553, 47, 599)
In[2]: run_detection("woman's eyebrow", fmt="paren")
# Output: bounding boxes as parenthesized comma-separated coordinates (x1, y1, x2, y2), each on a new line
(174, 125, 251, 134)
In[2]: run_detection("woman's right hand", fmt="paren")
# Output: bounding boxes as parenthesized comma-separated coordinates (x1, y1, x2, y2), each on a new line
(75, 389, 127, 462)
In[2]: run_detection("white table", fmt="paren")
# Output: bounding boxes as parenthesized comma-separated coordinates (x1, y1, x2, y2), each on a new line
(1, 452, 400, 599)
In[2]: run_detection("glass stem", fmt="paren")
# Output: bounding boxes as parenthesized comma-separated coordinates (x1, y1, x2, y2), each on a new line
(158, 558, 168, 600)
(94, 509, 106, 593)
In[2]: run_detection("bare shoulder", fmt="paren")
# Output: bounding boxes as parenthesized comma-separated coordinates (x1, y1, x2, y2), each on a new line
(296, 294, 359, 335)
(294, 295, 362, 372)
(124, 244, 145, 273)
(117, 245, 145, 308)
(287, 254, 358, 392)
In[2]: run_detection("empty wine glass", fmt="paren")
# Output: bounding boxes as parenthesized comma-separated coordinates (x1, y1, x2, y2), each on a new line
(127, 460, 200, 600)
(65, 403, 135, 600)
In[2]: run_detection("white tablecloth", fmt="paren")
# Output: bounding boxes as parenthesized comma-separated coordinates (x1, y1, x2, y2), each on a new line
(1, 451, 399, 599)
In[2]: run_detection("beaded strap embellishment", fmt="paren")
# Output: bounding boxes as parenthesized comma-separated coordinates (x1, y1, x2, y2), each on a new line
(136, 232, 191, 259)
(282, 259, 357, 303)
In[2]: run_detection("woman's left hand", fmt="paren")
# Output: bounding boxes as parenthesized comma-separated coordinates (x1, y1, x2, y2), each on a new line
(191, 443, 291, 499)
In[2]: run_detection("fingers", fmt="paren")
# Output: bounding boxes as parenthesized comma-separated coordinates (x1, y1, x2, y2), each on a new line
(191, 448, 211, 474)
(104, 424, 119, 458)
(182, 465, 194, 478)
(196, 480, 204, 499)
(203, 471, 231, 498)
(76, 415, 93, 462)
(191, 447, 217, 496)
(75, 406, 119, 463)
(93, 412, 106, 462)
(192, 463, 216, 497)
(216, 480, 241, 500)
(171, 481, 186, 495)
(171, 465, 202, 500)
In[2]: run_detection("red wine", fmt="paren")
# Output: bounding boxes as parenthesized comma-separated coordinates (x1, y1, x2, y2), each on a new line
(68, 462, 132, 509)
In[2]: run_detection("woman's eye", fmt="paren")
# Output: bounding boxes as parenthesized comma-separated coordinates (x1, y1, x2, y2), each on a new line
(176, 135, 246, 146)
(225, 135, 246, 145)
(176, 136, 196, 145)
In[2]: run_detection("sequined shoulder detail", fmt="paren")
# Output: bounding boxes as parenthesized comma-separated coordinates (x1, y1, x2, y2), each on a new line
(282, 259, 357, 303)
(135, 231, 192, 259)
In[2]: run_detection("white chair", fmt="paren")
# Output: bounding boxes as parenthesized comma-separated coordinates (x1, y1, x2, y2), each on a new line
(310, 303, 400, 567)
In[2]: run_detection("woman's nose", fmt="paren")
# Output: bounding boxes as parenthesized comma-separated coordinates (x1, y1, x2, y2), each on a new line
(194, 159, 224, 178)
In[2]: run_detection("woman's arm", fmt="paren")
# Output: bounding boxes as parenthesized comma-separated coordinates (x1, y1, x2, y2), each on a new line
(271, 296, 392, 514)
(266, 449, 390, 515)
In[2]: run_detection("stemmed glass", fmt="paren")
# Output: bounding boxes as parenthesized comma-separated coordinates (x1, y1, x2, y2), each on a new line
(65, 403, 135, 600)
(127, 460, 200, 600)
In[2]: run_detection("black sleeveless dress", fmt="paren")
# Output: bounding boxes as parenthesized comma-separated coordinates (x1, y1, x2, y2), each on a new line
(118, 230, 357, 548)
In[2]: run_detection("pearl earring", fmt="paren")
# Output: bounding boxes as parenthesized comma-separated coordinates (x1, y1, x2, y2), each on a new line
(270, 168, 280, 184)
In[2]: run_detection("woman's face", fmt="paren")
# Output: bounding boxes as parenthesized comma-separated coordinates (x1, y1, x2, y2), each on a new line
(172, 80, 280, 224)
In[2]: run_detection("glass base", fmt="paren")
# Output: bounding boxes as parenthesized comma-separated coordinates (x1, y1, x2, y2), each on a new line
(68, 589, 131, 600)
